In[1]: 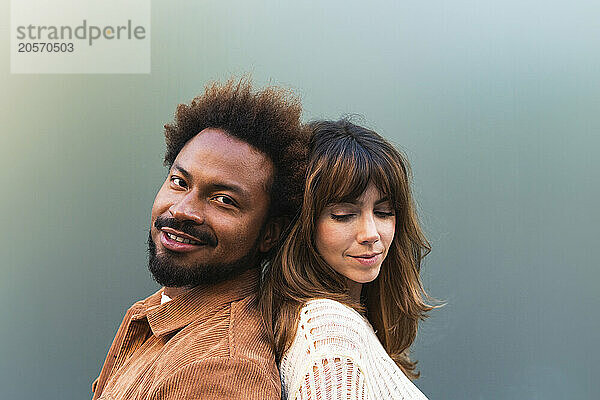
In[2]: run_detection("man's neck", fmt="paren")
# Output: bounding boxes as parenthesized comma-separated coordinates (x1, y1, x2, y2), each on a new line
(163, 286, 194, 299)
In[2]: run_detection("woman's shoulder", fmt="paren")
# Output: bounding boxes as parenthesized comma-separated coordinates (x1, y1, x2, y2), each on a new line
(294, 298, 375, 355)
(280, 299, 371, 398)
(282, 299, 429, 400)
(300, 297, 362, 319)
(299, 298, 369, 330)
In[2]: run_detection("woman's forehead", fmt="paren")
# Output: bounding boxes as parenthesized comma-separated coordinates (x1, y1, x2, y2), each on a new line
(324, 182, 392, 206)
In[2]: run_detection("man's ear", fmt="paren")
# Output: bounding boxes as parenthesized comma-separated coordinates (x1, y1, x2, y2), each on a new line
(259, 217, 288, 253)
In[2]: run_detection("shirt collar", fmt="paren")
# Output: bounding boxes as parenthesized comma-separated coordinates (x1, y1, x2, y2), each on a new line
(131, 269, 260, 337)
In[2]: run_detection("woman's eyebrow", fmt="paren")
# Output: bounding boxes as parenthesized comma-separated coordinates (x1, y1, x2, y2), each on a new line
(340, 196, 391, 206)
(374, 197, 391, 205)
(329, 200, 357, 207)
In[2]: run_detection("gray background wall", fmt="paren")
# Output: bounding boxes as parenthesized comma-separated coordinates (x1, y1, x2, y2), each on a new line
(1, 1, 598, 399)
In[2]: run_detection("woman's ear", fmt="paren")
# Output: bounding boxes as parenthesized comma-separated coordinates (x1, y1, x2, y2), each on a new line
(259, 217, 288, 252)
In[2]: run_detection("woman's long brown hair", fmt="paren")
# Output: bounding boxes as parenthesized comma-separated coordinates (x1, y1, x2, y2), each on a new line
(260, 118, 434, 379)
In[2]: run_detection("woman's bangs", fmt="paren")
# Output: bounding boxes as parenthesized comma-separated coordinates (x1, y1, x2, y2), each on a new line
(318, 146, 395, 205)
(371, 156, 399, 204)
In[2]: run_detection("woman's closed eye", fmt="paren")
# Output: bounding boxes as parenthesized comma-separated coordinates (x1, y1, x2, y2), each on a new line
(330, 213, 355, 221)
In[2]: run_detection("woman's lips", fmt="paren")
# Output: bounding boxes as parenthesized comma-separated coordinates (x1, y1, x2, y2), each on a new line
(348, 253, 382, 266)
(159, 229, 206, 252)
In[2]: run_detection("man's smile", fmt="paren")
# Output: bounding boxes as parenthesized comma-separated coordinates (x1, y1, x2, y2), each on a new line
(161, 227, 206, 244)
(159, 228, 208, 252)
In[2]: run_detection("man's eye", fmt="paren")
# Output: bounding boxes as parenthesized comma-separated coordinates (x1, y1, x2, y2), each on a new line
(170, 177, 187, 188)
(213, 195, 236, 206)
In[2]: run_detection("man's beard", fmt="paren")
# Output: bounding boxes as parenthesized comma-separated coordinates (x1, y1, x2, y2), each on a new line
(147, 219, 262, 287)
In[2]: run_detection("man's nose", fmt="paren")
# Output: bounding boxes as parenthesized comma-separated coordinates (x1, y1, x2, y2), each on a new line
(356, 213, 380, 244)
(168, 193, 205, 224)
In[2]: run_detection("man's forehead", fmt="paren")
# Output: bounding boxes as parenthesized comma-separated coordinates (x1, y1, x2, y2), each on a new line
(181, 128, 269, 161)
(173, 128, 274, 192)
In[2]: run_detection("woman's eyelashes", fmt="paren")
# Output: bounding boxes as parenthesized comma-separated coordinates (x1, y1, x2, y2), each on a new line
(330, 213, 355, 221)
(329, 209, 395, 221)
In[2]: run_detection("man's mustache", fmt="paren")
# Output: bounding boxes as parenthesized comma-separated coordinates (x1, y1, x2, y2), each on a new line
(154, 216, 218, 247)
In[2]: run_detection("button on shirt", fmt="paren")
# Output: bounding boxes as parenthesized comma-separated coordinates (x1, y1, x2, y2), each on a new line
(91, 269, 280, 400)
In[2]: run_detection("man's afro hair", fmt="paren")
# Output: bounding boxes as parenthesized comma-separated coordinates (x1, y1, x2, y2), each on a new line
(163, 77, 309, 219)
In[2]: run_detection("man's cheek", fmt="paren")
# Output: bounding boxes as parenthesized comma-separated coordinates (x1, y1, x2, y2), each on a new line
(228, 229, 254, 248)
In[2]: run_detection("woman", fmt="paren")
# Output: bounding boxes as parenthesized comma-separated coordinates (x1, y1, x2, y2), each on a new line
(261, 119, 434, 399)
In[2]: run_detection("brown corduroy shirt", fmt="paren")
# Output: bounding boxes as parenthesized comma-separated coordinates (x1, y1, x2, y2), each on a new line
(91, 269, 280, 400)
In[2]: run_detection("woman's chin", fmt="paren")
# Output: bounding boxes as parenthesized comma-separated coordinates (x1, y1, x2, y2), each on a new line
(345, 266, 381, 284)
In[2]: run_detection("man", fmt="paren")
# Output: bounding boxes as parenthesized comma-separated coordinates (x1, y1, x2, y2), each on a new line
(92, 78, 307, 400)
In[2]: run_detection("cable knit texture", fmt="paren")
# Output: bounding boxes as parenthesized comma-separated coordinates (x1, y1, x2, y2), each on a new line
(280, 299, 428, 400)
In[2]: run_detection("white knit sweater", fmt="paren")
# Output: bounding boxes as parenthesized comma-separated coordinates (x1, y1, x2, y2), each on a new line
(280, 298, 428, 400)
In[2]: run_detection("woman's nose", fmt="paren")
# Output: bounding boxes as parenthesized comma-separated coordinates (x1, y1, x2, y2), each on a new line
(356, 214, 380, 244)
